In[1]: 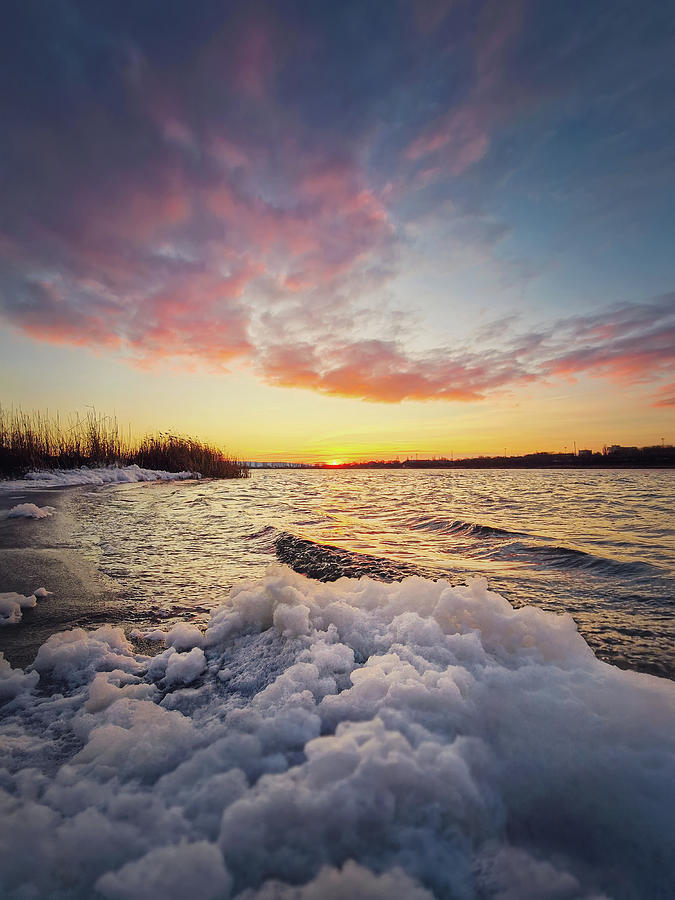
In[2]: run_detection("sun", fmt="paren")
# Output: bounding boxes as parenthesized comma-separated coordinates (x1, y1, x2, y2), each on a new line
(329, 459, 343, 466)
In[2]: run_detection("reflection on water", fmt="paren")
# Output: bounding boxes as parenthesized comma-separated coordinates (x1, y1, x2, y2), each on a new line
(70, 469, 674, 678)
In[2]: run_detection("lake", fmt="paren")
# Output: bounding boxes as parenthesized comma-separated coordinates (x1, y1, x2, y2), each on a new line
(68, 468, 675, 678)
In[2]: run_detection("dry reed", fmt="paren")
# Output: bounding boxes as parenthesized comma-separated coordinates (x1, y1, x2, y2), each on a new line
(0, 407, 247, 479)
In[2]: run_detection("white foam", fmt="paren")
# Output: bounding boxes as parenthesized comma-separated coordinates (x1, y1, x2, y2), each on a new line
(1, 464, 199, 490)
(0, 566, 672, 899)
(164, 647, 207, 687)
(241, 861, 435, 899)
(7, 502, 56, 518)
(165, 623, 205, 651)
(0, 591, 37, 626)
(31, 623, 144, 684)
(130, 628, 167, 643)
(96, 840, 232, 900)
(0, 651, 39, 699)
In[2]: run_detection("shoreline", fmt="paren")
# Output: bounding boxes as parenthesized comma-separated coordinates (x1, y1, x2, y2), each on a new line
(2, 468, 673, 679)
(0, 472, 673, 897)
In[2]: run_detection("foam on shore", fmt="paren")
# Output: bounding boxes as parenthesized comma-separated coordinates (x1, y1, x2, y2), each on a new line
(0, 566, 673, 899)
(0, 587, 52, 627)
(6, 503, 57, 519)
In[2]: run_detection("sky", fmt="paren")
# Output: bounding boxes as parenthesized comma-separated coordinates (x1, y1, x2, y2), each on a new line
(1, 0, 674, 462)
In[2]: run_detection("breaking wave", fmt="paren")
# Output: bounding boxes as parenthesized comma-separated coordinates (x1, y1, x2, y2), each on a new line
(274, 532, 434, 582)
(1, 566, 673, 899)
(274, 528, 656, 584)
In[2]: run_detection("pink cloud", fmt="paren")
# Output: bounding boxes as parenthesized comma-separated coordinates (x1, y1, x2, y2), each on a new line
(406, 108, 490, 175)
(206, 158, 393, 292)
(255, 297, 675, 405)
(234, 26, 276, 98)
(653, 382, 675, 407)
(1, 111, 393, 371)
(1, 3, 671, 416)
(405, 0, 525, 174)
(7, 280, 123, 350)
(122, 265, 260, 367)
(541, 305, 675, 387)
(258, 338, 533, 403)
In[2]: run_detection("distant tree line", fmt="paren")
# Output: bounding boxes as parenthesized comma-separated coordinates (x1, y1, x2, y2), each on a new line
(315, 444, 675, 469)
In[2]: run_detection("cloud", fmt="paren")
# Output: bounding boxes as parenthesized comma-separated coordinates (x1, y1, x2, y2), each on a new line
(539, 294, 675, 386)
(0, 1, 673, 411)
(652, 382, 675, 407)
(256, 296, 674, 404)
(0, 2, 408, 371)
(406, 108, 490, 175)
(404, 0, 525, 175)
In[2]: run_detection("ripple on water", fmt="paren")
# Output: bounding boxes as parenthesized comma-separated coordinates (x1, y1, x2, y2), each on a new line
(65, 468, 674, 678)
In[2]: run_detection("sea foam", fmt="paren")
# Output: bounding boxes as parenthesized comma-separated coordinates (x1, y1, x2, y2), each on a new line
(0, 589, 50, 627)
(6, 503, 57, 519)
(0, 566, 673, 899)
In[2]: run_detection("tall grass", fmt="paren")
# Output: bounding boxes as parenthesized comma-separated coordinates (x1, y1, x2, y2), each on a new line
(0, 407, 248, 479)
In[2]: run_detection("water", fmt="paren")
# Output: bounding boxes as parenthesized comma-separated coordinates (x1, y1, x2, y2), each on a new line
(69, 468, 675, 678)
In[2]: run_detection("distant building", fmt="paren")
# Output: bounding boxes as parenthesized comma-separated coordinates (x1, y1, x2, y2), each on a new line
(606, 445, 639, 456)
(578, 449, 593, 458)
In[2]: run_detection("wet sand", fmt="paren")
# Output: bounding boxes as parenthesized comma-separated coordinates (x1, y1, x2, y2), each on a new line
(0, 485, 127, 669)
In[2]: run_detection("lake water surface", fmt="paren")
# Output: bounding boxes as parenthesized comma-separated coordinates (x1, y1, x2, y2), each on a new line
(71, 468, 675, 678)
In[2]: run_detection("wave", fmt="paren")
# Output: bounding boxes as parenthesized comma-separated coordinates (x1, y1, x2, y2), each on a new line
(407, 515, 526, 539)
(247, 524, 279, 540)
(273, 529, 657, 584)
(500, 541, 658, 577)
(1, 566, 673, 898)
(274, 532, 434, 582)
(406, 516, 656, 577)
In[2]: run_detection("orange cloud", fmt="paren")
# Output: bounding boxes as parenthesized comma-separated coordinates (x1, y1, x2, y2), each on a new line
(259, 338, 532, 403)
(256, 297, 674, 404)
(653, 382, 675, 407)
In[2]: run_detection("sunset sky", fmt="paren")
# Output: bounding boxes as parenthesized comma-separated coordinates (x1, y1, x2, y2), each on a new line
(1, 0, 674, 461)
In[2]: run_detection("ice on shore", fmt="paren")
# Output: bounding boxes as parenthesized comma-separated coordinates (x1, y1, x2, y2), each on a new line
(0, 566, 673, 899)
(1, 464, 199, 491)
(7, 502, 57, 518)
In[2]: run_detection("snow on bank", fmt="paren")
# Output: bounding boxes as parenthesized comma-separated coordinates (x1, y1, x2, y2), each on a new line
(1, 464, 199, 491)
(1, 566, 674, 899)
(0, 588, 52, 626)
(7, 502, 56, 519)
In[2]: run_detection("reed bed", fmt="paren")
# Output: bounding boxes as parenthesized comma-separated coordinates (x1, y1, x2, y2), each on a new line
(0, 407, 248, 479)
